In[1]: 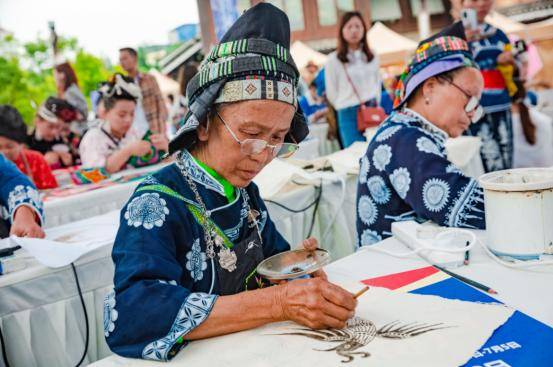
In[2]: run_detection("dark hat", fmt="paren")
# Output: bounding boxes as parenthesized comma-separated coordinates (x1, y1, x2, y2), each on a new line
(169, 2, 308, 155)
(393, 21, 477, 108)
(0, 105, 27, 143)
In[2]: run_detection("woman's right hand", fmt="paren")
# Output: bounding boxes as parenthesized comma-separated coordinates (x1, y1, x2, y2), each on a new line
(128, 140, 152, 156)
(277, 278, 357, 329)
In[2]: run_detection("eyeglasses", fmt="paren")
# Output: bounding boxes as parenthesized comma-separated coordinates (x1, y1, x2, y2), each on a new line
(215, 111, 299, 159)
(443, 78, 484, 123)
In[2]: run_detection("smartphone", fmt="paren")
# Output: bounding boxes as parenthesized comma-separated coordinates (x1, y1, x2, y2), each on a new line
(460, 8, 478, 31)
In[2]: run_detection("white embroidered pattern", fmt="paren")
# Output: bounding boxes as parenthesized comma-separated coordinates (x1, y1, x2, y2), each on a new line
(124, 193, 170, 230)
(416, 136, 443, 156)
(142, 293, 217, 361)
(372, 144, 392, 172)
(186, 238, 208, 282)
(177, 151, 225, 196)
(445, 164, 463, 175)
(477, 123, 504, 171)
(375, 125, 402, 142)
(360, 229, 382, 246)
(366, 176, 391, 204)
(358, 195, 378, 226)
(389, 167, 411, 199)
(142, 175, 159, 185)
(446, 179, 485, 228)
(359, 156, 370, 184)
(158, 280, 178, 286)
(422, 178, 450, 212)
(7, 185, 43, 216)
(103, 290, 118, 338)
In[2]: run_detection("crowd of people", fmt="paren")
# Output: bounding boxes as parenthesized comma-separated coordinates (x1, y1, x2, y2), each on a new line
(0, 0, 552, 363)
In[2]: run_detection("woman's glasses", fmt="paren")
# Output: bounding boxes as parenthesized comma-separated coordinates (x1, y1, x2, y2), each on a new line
(215, 111, 299, 159)
(446, 80, 484, 123)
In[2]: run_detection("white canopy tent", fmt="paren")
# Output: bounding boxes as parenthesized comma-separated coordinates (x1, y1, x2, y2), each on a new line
(485, 11, 527, 35)
(290, 40, 328, 69)
(148, 69, 180, 98)
(367, 22, 418, 66)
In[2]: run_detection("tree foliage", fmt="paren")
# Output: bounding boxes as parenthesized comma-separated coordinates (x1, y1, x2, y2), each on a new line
(0, 34, 116, 125)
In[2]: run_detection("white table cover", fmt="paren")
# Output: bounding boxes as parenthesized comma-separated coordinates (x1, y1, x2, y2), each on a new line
(0, 174, 357, 367)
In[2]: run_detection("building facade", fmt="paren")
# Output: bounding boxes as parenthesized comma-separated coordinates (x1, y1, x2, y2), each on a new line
(197, 0, 453, 52)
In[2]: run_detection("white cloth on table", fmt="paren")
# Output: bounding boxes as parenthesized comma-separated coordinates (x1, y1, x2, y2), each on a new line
(308, 122, 340, 157)
(513, 108, 553, 168)
(1, 174, 358, 367)
(294, 137, 320, 160)
(91, 284, 512, 367)
(444, 136, 485, 178)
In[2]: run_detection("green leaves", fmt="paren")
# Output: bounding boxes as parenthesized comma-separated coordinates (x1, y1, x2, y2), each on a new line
(0, 34, 115, 125)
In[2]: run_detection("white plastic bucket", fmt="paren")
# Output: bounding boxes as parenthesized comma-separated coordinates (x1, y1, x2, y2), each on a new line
(479, 168, 553, 259)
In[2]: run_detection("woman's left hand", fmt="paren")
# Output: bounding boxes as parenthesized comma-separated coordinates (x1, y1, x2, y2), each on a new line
(150, 134, 169, 151)
(301, 237, 328, 281)
(10, 206, 45, 238)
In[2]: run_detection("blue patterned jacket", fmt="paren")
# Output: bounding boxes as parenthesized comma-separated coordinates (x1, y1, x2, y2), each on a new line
(105, 150, 289, 361)
(0, 153, 43, 232)
(469, 23, 511, 113)
(356, 110, 486, 247)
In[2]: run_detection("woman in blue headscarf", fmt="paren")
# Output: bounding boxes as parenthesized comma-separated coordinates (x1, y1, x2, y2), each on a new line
(356, 25, 487, 246)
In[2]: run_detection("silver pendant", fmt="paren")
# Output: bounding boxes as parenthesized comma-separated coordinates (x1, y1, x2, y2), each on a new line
(218, 247, 237, 272)
(248, 209, 260, 223)
(214, 234, 224, 247)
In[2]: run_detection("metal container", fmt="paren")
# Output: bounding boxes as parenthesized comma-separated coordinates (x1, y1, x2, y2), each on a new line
(479, 168, 553, 259)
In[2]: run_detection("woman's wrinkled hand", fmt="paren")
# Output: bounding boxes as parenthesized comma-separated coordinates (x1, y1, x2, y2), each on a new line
(300, 237, 327, 280)
(276, 277, 357, 329)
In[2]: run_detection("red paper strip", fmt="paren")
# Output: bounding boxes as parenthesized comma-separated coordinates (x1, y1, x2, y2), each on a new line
(362, 266, 439, 290)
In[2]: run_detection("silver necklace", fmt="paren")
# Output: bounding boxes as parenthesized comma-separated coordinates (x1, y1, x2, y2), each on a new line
(177, 155, 264, 272)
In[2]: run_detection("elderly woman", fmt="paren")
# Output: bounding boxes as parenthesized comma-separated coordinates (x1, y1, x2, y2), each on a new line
(105, 4, 356, 362)
(356, 26, 486, 246)
(79, 74, 169, 173)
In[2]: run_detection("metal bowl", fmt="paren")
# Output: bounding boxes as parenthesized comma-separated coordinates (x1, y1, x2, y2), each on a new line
(256, 248, 331, 280)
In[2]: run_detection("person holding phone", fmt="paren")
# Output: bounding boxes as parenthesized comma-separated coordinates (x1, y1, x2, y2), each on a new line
(461, 0, 515, 173)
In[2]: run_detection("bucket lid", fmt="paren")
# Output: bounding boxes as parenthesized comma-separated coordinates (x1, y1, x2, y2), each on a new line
(479, 168, 553, 192)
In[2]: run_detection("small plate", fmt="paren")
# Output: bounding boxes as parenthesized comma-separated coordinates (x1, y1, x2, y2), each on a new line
(257, 248, 331, 280)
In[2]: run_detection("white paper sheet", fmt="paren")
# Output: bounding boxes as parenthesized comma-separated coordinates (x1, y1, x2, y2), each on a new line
(91, 283, 513, 367)
(254, 158, 318, 198)
(10, 210, 119, 268)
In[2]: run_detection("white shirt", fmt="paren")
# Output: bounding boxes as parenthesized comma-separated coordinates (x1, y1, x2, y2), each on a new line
(132, 102, 149, 137)
(324, 50, 381, 110)
(132, 76, 150, 137)
(79, 120, 141, 168)
(513, 108, 553, 168)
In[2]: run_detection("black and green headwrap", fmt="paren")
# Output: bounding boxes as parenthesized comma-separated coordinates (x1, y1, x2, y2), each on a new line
(168, 3, 309, 154)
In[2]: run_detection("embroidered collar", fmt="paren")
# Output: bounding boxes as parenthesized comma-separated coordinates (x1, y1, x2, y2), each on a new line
(191, 155, 237, 203)
(177, 150, 226, 197)
(402, 108, 448, 144)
